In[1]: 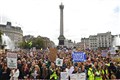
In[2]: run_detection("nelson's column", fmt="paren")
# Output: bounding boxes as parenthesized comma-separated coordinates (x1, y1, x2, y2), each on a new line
(58, 3, 65, 46)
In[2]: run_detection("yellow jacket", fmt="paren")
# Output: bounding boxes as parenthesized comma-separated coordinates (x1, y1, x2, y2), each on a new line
(88, 68, 94, 80)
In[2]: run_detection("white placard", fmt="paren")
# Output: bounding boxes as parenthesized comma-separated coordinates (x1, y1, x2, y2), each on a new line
(70, 74, 77, 80)
(7, 53, 17, 68)
(56, 58, 63, 66)
(78, 73, 86, 80)
(60, 72, 68, 80)
(70, 73, 86, 80)
(110, 48, 116, 54)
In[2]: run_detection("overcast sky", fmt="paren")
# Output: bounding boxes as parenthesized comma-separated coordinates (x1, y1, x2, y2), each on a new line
(0, 0, 120, 45)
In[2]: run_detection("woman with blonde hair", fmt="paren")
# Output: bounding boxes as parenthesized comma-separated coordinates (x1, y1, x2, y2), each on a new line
(31, 65, 40, 79)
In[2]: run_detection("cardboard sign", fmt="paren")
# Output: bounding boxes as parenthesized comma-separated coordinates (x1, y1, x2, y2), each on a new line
(7, 53, 17, 68)
(48, 48, 57, 62)
(56, 58, 63, 66)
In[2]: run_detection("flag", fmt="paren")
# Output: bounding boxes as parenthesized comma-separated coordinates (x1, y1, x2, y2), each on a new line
(28, 41, 32, 47)
(41, 48, 43, 51)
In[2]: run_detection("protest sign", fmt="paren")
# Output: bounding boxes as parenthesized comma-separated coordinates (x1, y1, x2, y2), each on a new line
(7, 53, 17, 68)
(70, 74, 77, 80)
(78, 73, 86, 80)
(70, 73, 86, 80)
(72, 52, 86, 62)
(101, 50, 108, 57)
(56, 58, 63, 66)
(110, 48, 116, 54)
(48, 48, 57, 62)
(60, 72, 68, 80)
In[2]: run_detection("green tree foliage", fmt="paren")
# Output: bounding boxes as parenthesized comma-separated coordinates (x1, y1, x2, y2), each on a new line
(19, 37, 45, 49)
(0, 31, 3, 44)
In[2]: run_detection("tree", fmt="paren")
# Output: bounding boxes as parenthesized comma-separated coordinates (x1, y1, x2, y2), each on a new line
(0, 30, 3, 44)
(19, 37, 45, 49)
(31, 37, 45, 49)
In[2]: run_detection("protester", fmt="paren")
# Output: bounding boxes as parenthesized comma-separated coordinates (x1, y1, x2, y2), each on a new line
(108, 62, 117, 79)
(94, 66, 102, 80)
(41, 63, 49, 79)
(0, 63, 2, 80)
(49, 62, 58, 80)
(21, 64, 29, 79)
(87, 65, 94, 80)
(1, 64, 10, 80)
(10, 68, 20, 80)
(0, 47, 120, 80)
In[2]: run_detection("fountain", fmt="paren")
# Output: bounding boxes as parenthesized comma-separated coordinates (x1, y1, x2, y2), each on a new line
(1, 34, 15, 51)
(112, 35, 120, 50)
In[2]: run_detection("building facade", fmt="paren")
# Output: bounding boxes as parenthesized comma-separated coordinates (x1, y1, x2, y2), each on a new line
(97, 32, 112, 48)
(81, 38, 89, 49)
(79, 32, 114, 49)
(89, 35, 97, 49)
(0, 22, 23, 48)
(64, 39, 75, 48)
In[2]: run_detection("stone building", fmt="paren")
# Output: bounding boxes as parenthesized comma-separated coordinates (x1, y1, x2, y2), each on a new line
(79, 32, 114, 49)
(81, 38, 89, 49)
(64, 39, 75, 48)
(0, 22, 23, 48)
(97, 32, 112, 48)
(89, 35, 97, 49)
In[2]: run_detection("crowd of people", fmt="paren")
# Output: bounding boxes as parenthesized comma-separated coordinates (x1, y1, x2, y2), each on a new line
(0, 48, 120, 80)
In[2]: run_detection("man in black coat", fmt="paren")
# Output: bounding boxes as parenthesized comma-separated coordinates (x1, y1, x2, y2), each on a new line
(116, 66, 120, 79)
(108, 63, 117, 79)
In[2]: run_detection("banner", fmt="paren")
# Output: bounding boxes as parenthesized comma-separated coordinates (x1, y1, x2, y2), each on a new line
(7, 53, 17, 68)
(56, 58, 63, 66)
(72, 52, 86, 62)
(60, 72, 69, 80)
